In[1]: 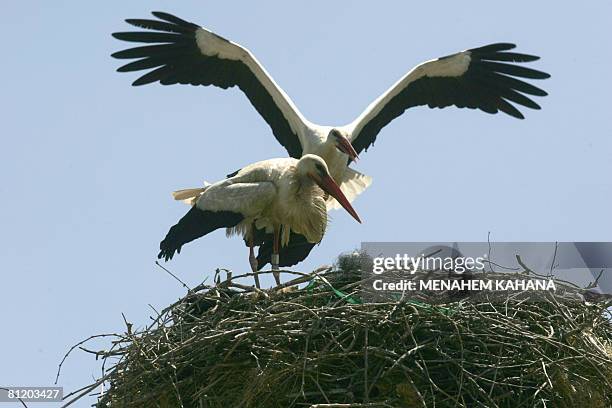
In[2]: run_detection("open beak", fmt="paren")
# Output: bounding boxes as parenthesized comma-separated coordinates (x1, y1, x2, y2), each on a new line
(336, 137, 359, 161)
(315, 174, 362, 223)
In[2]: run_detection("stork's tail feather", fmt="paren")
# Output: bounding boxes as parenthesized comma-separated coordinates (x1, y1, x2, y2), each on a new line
(172, 182, 212, 205)
(158, 207, 244, 261)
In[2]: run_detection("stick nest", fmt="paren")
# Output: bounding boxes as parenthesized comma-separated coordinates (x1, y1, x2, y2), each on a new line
(92, 254, 612, 408)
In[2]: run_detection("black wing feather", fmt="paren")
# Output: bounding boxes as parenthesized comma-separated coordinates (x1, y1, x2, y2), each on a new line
(125, 18, 193, 34)
(470, 43, 517, 53)
(480, 52, 540, 63)
(496, 98, 524, 119)
(117, 56, 168, 72)
(112, 43, 190, 59)
(112, 32, 188, 44)
(158, 207, 244, 261)
(478, 61, 550, 79)
(151, 11, 199, 28)
(132, 65, 175, 86)
(112, 12, 303, 158)
(351, 43, 550, 154)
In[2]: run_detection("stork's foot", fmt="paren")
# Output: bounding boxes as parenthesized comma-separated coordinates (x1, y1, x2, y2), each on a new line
(271, 254, 281, 285)
(249, 254, 258, 273)
(248, 249, 261, 288)
(253, 273, 261, 289)
(251, 263, 261, 290)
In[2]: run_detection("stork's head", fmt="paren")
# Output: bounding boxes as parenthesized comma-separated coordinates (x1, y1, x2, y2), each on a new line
(329, 129, 359, 161)
(297, 154, 361, 223)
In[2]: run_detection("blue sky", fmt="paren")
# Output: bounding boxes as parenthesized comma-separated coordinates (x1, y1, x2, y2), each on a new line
(1, 1, 611, 406)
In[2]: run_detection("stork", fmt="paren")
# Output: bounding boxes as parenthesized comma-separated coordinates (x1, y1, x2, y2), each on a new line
(112, 11, 550, 209)
(158, 154, 361, 287)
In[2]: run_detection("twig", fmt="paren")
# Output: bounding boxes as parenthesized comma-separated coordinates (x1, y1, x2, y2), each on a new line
(155, 261, 191, 291)
(55, 334, 119, 384)
(60, 371, 113, 408)
(0, 388, 28, 407)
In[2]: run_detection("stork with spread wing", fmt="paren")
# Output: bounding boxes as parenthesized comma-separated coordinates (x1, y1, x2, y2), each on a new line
(112, 12, 550, 209)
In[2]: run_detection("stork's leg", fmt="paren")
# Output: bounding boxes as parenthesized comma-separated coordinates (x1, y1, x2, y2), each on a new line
(248, 225, 260, 289)
(272, 224, 281, 285)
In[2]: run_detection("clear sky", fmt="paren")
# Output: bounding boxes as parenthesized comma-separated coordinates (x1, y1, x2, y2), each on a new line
(2, 1, 611, 406)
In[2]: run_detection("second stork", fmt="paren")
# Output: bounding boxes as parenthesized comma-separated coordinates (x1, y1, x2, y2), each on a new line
(158, 154, 361, 287)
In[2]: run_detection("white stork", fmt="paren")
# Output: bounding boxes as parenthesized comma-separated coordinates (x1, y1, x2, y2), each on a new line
(112, 11, 550, 208)
(158, 154, 361, 287)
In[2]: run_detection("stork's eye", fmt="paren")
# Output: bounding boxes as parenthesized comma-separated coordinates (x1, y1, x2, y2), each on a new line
(315, 163, 325, 173)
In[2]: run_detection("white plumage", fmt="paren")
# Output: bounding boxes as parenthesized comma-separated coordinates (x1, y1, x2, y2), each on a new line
(158, 155, 361, 287)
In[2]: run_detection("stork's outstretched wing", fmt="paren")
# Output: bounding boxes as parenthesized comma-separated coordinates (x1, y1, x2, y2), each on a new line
(112, 11, 308, 158)
(346, 43, 550, 154)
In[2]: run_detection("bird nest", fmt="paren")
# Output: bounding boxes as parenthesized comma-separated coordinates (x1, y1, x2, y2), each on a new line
(81, 254, 611, 408)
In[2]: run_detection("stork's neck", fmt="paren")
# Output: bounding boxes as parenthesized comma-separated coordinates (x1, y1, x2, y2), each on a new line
(291, 172, 320, 201)
(308, 139, 334, 166)
(282, 170, 327, 244)
(302, 127, 333, 157)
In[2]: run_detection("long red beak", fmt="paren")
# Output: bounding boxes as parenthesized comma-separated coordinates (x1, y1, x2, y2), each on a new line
(336, 136, 359, 161)
(316, 174, 362, 223)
